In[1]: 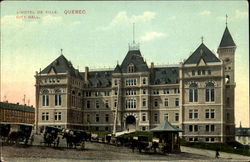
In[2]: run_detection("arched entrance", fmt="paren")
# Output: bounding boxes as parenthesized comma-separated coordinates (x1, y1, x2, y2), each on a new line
(126, 115, 136, 131)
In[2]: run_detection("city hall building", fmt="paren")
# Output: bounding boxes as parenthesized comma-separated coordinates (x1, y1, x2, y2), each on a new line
(35, 25, 236, 142)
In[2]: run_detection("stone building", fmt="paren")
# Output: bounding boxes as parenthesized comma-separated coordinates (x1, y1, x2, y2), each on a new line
(35, 25, 236, 142)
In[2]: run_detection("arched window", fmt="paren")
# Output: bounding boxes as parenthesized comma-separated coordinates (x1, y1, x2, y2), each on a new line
(55, 89, 62, 106)
(42, 89, 49, 106)
(127, 64, 135, 73)
(205, 82, 215, 102)
(142, 78, 146, 84)
(189, 83, 198, 102)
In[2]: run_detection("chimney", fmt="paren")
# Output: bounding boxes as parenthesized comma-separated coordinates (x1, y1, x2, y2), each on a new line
(85, 66, 89, 81)
(151, 62, 154, 69)
(17, 102, 19, 105)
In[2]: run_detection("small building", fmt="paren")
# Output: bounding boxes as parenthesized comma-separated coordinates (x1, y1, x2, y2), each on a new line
(235, 125, 250, 146)
(150, 120, 182, 153)
(0, 102, 35, 126)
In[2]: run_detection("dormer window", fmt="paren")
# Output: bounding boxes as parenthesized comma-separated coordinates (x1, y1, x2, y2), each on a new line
(128, 64, 135, 73)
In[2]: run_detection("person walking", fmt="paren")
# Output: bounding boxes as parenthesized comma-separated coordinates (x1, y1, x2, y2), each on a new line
(215, 149, 220, 158)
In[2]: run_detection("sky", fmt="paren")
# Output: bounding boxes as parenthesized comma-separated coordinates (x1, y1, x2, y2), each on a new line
(1, 1, 249, 127)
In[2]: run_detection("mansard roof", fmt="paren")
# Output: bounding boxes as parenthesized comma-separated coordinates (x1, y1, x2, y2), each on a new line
(151, 66, 179, 85)
(114, 50, 149, 73)
(40, 55, 82, 79)
(184, 43, 221, 65)
(83, 70, 113, 88)
(219, 26, 236, 48)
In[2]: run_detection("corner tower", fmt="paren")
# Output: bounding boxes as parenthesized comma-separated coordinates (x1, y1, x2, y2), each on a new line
(217, 23, 236, 142)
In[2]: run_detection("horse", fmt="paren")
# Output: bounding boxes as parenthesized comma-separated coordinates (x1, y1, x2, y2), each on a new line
(62, 129, 88, 149)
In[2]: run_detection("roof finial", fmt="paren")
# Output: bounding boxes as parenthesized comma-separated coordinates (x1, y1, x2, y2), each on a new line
(226, 14, 228, 26)
(133, 23, 135, 44)
(61, 49, 63, 55)
(201, 36, 204, 44)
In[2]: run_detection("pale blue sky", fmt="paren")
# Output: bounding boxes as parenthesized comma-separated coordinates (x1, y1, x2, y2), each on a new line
(1, 1, 249, 126)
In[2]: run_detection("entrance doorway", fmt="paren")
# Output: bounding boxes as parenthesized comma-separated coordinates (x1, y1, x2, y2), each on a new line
(125, 115, 136, 131)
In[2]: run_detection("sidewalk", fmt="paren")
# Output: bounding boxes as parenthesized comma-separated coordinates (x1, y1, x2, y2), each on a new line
(181, 146, 250, 161)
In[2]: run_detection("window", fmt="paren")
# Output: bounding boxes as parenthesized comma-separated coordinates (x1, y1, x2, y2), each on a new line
(96, 100, 100, 109)
(164, 98, 169, 107)
(86, 91, 91, 97)
(189, 125, 198, 132)
(153, 89, 159, 94)
(87, 100, 90, 108)
(125, 78, 137, 86)
(206, 125, 215, 132)
(54, 112, 61, 121)
(105, 114, 109, 122)
(115, 90, 118, 95)
(206, 82, 215, 102)
(142, 113, 146, 121)
(105, 100, 109, 108)
(175, 98, 179, 106)
(42, 112, 49, 121)
(174, 88, 179, 94)
(189, 109, 198, 119)
(142, 89, 146, 94)
(142, 98, 147, 107)
(104, 91, 110, 96)
(125, 98, 136, 108)
(194, 125, 198, 132)
(128, 64, 135, 73)
(202, 70, 206, 75)
(142, 78, 146, 84)
(205, 109, 215, 119)
(189, 125, 193, 132)
(189, 83, 198, 102)
(163, 89, 170, 94)
(42, 89, 49, 106)
(226, 97, 230, 106)
(154, 99, 158, 107)
(164, 113, 169, 121)
(226, 113, 230, 120)
(126, 90, 136, 95)
(94, 92, 99, 96)
(95, 114, 99, 122)
(154, 113, 158, 122)
(192, 70, 195, 76)
(114, 99, 117, 107)
(114, 79, 118, 85)
(198, 70, 201, 75)
(55, 89, 61, 106)
(86, 114, 90, 123)
(206, 125, 209, 132)
(175, 113, 179, 121)
(208, 70, 211, 75)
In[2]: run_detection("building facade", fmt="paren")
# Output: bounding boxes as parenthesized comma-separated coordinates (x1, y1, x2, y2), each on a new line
(35, 25, 236, 142)
(0, 102, 35, 126)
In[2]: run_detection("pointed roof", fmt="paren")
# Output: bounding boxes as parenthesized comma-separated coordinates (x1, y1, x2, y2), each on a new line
(40, 55, 82, 79)
(150, 120, 182, 132)
(184, 43, 221, 65)
(219, 26, 236, 48)
(114, 50, 149, 73)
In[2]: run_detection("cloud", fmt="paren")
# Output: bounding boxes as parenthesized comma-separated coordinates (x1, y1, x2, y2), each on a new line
(139, 32, 166, 42)
(199, 10, 211, 16)
(98, 11, 156, 30)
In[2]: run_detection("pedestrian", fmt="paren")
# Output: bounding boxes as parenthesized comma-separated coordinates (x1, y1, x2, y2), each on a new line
(215, 149, 220, 158)
(56, 137, 60, 147)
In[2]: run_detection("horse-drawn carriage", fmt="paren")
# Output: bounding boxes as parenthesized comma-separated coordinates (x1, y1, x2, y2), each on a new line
(62, 129, 90, 149)
(0, 124, 33, 145)
(43, 126, 61, 147)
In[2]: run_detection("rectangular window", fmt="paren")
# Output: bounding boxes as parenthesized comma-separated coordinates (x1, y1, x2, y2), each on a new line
(87, 100, 90, 108)
(104, 91, 110, 96)
(96, 114, 99, 122)
(211, 109, 215, 118)
(164, 98, 169, 107)
(205, 109, 215, 119)
(194, 110, 198, 119)
(192, 70, 195, 76)
(42, 112, 49, 121)
(175, 113, 179, 121)
(42, 95, 49, 106)
(55, 94, 61, 106)
(142, 89, 146, 94)
(189, 125, 193, 132)
(175, 98, 179, 106)
(154, 99, 158, 107)
(114, 99, 117, 107)
(142, 99, 147, 107)
(174, 88, 179, 94)
(164, 113, 169, 121)
(96, 100, 99, 109)
(105, 114, 109, 122)
(194, 125, 198, 132)
(205, 109, 210, 119)
(163, 89, 170, 94)
(142, 113, 146, 121)
(154, 113, 158, 122)
(105, 100, 109, 108)
(211, 125, 215, 132)
(206, 125, 209, 132)
(54, 112, 61, 121)
(189, 110, 193, 119)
